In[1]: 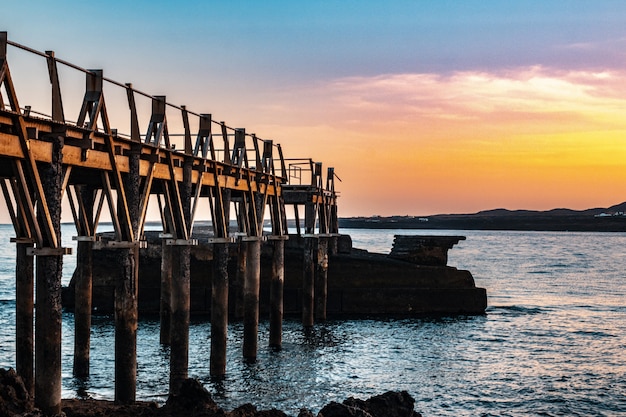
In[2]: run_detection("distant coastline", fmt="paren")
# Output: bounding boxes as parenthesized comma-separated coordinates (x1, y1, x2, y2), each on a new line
(340, 202, 626, 232)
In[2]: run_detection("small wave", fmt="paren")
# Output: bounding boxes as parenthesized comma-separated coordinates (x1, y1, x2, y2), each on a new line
(571, 330, 616, 338)
(487, 305, 543, 316)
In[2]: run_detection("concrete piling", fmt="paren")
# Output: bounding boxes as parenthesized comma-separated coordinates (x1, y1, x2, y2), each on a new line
(73, 238, 93, 378)
(243, 238, 261, 361)
(302, 236, 316, 328)
(15, 240, 34, 398)
(315, 237, 329, 322)
(114, 246, 139, 404)
(269, 238, 285, 348)
(169, 244, 190, 394)
(159, 238, 172, 345)
(211, 242, 230, 376)
(233, 238, 246, 319)
(34, 134, 64, 416)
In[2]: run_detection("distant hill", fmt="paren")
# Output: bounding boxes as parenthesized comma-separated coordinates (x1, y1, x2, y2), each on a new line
(339, 202, 626, 232)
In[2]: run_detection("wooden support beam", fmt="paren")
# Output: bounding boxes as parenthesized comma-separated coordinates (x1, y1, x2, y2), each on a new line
(125, 84, 141, 142)
(45, 51, 64, 123)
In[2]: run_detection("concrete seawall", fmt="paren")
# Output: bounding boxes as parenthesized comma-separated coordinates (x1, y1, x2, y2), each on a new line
(63, 232, 487, 317)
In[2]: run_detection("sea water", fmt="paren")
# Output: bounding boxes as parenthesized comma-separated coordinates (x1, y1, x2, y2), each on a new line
(0, 225, 625, 416)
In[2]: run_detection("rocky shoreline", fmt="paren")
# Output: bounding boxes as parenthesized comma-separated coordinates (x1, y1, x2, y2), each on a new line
(1, 368, 422, 417)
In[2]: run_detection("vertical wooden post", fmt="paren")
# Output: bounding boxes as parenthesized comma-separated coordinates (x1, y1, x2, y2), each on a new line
(73, 238, 93, 377)
(34, 134, 63, 416)
(315, 237, 329, 322)
(15, 239, 34, 398)
(302, 236, 316, 328)
(210, 241, 229, 376)
(269, 238, 284, 348)
(160, 237, 172, 345)
(243, 238, 261, 361)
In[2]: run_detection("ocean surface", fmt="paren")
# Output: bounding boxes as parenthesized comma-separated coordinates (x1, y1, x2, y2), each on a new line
(0, 224, 625, 416)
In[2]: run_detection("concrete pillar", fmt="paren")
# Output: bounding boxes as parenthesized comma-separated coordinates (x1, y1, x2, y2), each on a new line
(159, 239, 172, 345)
(315, 237, 329, 322)
(243, 238, 261, 361)
(114, 142, 141, 404)
(269, 239, 284, 348)
(302, 236, 316, 328)
(73, 238, 93, 377)
(329, 235, 338, 256)
(73, 184, 95, 379)
(210, 242, 229, 376)
(35, 134, 63, 416)
(114, 246, 139, 404)
(15, 240, 34, 398)
(233, 238, 246, 319)
(169, 155, 193, 395)
(169, 243, 190, 394)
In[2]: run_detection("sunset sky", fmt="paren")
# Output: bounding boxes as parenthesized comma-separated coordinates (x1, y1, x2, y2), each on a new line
(2, 1, 626, 217)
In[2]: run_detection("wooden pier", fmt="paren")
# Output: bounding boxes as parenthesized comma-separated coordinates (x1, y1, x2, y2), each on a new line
(0, 33, 338, 415)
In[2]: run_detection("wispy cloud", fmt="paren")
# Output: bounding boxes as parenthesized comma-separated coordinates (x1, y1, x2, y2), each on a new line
(320, 66, 626, 133)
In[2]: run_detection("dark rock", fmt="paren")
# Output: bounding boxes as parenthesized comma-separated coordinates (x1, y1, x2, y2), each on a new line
(344, 391, 421, 417)
(297, 409, 315, 417)
(228, 403, 288, 417)
(318, 401, 372, 417)
(0, 368, 33, 417)
(319, 391, 421, 417)
(164, 378, 220, 416)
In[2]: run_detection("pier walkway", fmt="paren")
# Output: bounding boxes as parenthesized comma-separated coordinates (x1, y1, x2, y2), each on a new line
(0, 33, 338, 414)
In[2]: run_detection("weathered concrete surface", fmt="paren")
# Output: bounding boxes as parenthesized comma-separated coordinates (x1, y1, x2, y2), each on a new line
(63, 232, 487, 317)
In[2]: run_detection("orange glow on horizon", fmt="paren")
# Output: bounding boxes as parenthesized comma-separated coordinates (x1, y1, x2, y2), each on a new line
(239, 67, 626, 216)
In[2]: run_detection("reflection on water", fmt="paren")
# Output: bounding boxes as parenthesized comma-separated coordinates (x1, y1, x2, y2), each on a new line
(0, 226, 625, 415)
